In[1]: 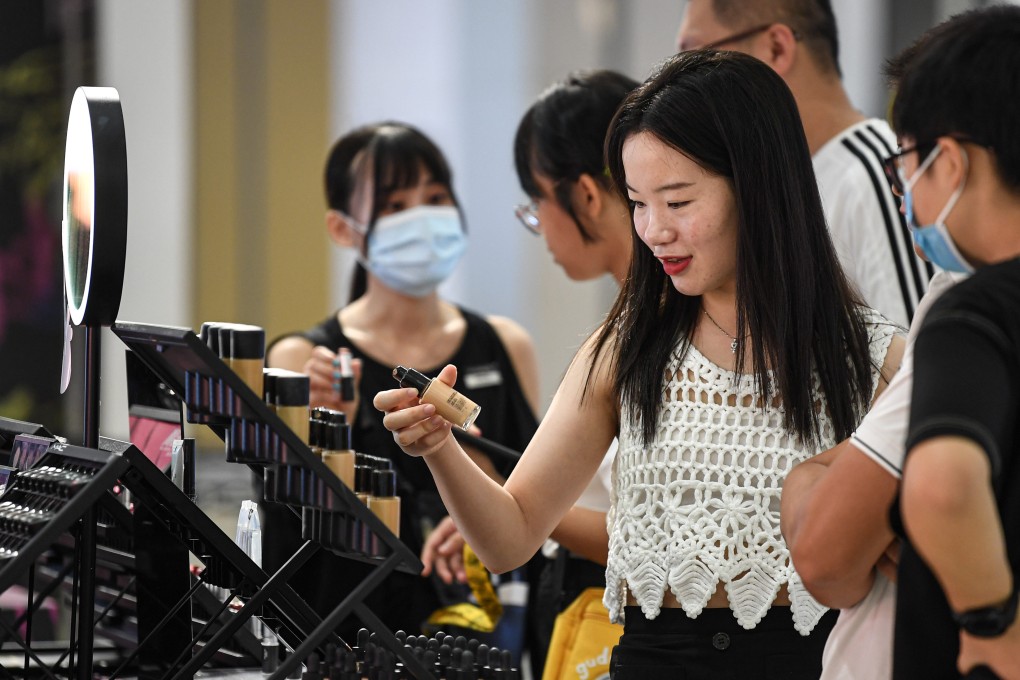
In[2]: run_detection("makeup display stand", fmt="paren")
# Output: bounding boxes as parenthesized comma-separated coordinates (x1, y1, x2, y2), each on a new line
(112, 320, 437, 680)
(0, 432, 330, 678)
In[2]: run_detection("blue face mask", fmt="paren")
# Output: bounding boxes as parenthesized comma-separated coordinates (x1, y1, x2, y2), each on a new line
(901, 145, 974, 274)
(359, 205, 467, 297)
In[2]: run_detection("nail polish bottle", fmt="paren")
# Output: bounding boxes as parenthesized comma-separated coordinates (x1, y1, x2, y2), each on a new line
(392, 366, 481, 429)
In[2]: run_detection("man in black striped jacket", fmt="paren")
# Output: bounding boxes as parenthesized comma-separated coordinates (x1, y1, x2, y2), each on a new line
(677, 0, 933, 327)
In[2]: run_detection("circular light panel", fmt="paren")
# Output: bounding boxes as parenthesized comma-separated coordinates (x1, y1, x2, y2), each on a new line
(62, 87, 127, 326)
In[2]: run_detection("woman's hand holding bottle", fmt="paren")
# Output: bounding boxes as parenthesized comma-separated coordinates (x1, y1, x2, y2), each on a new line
(374, 364, 459, 458)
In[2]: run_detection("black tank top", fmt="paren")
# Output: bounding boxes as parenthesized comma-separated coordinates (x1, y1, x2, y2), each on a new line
(296, 306, 538, 550)
(263, 307, 539, 639)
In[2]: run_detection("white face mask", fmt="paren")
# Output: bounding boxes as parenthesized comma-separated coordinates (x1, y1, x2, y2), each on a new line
(358, 205, 467, 297)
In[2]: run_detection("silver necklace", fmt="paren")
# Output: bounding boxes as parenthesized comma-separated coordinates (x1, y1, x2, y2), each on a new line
(703, 308, 740, 354)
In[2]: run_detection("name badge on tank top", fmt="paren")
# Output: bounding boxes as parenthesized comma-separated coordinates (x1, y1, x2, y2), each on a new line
(461, 363, 503, 390)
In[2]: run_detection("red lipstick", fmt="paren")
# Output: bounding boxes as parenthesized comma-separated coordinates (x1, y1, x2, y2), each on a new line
(659, 256, 692, 276)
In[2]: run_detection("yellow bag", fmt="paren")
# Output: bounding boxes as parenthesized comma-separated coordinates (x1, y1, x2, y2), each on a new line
(541, 587, 624, 680)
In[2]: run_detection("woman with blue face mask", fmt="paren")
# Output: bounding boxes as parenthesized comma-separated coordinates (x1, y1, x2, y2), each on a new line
(265, 121, 541, 647)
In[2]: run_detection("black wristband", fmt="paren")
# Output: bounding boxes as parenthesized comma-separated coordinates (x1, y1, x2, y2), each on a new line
(952, 583, 1019, 638)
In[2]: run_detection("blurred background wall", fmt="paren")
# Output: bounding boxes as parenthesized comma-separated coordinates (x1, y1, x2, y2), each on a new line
(0, 0, 1005, 443)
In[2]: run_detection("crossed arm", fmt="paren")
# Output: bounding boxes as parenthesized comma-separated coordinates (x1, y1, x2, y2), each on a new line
(781, 333, 905, 608)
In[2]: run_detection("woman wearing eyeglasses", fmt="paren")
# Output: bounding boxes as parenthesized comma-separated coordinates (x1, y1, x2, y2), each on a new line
(376, 51, 905, 678)
(265, 121, 541, 647)
(421, 69, 639, 677)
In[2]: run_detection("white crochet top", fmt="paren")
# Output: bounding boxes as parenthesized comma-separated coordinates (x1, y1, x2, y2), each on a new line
(604, 314, 896, 634)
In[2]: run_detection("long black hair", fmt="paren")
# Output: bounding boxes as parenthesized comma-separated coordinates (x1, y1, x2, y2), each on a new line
(593, 50, 874, 446)
(323, 122, 462, 302)
(514, 70, 638, 242)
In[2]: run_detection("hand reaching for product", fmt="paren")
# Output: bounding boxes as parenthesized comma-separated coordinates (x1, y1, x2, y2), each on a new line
(421, 515, 468, 584)
(303, 345, 362, 414)
(374, 364, 459, 458)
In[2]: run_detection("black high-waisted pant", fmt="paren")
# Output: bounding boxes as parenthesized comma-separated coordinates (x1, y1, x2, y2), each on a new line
(609, 605, 837, 680)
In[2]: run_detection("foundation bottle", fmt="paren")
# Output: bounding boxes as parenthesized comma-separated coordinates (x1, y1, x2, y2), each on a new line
(226, 324, 265, 399)
(368, 468, 400, 539)
(354, 453, 373, 505)
(262, 369, 279, 412)
(308, 414, 324, 457)
(321, 421, 355, 489)
(274, 371, 310, 444)
(392, 366, 481, 429)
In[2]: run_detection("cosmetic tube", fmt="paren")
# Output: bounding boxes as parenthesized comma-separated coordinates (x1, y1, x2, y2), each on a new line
(337, 347, 355, 401)
(392, 366, 480, 429)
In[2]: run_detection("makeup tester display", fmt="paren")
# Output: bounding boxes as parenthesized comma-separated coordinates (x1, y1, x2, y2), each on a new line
(113, 320, 435, 679)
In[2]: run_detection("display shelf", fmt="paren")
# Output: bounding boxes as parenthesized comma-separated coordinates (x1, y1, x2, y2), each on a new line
(0, 435, 341, 679)
(111, 321, 420, 572)
(111, 321, 436, 680)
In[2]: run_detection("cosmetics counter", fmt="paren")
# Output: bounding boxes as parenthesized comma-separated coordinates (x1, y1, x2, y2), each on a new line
(0, 316, 524, 679)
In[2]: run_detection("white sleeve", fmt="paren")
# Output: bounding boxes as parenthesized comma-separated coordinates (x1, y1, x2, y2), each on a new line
(574, 438, 617, 512)
(849, 271, 964, 478)
(850, 346, 912, 479)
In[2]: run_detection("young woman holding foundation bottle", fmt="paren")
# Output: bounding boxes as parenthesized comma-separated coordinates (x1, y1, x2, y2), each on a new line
(376, 51, 905, 678)
(265, 121, 540, 645)
(419, 69, 638, 675)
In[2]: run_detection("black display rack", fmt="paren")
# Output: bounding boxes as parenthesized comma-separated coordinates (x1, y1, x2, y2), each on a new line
(111, 321, 436, 680)
(0, 434, 332, 679)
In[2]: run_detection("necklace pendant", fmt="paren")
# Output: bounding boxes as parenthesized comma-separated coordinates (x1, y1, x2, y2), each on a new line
(731, 338, 738, 354)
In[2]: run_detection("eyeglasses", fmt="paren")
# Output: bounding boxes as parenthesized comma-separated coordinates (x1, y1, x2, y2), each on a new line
(881, 144, 924, 197)
(698, 23, 775, 51)
(881, 136, 989, 196)
(514, 201, 541, 235)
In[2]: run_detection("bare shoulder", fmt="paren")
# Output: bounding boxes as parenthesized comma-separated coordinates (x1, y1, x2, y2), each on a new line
(486, 315, 534, 354)
(559, 324, 617, 407)
(267, 335, 315, 373)
(873, 333, 907, 403)
(486, 314, 540, 415)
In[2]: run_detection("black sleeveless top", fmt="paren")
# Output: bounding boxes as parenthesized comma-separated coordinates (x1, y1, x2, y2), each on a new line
(263, 307, 538, 639)
(296, 306, 538, 551)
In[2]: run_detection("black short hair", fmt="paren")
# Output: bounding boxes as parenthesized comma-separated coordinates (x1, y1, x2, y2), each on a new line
(713, 0, 841, 77)
(887, 5, 1020, 192)
(514, 70, 639, 242)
